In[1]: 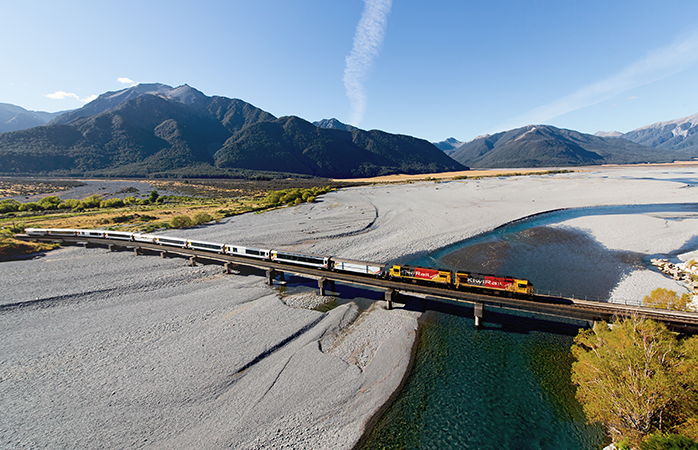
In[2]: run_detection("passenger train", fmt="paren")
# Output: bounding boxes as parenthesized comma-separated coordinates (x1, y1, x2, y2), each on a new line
(24, 228, 534, 297)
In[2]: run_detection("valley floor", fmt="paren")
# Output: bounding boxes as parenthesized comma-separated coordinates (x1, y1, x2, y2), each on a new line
(1, 164, 698, 448)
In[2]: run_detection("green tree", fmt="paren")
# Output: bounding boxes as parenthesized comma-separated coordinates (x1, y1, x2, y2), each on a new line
(100, 198, 125, 208)
(280, 192, 297, 204)
(82, 195, 103, 208)
(644, 288, 691, 311)
(192, 212, 212, 225)
(640, 433, 698, 450)
(264, 191, 283, 204)
(149, 190, 159, 203)
(37, 196, 62, 210)
(571, 317, 698, 448)
(17, 202, 40, 211)
(170, 215, 193, 229)
(0, 199, 21, 213)
(62, 199, 83, 210)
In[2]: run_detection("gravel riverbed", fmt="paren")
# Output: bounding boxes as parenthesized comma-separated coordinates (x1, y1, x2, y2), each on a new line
(2, 164, 698, 448)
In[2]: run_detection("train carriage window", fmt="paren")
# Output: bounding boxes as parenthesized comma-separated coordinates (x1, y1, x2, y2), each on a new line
(159, 238, 185, 245)
(192, 242, 222, 250)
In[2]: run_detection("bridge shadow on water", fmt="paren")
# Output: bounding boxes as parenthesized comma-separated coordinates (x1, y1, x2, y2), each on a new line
(401, 295, 589, 337)
(268, 268, 588, 337)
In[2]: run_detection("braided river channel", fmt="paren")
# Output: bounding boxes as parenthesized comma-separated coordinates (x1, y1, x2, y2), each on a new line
(360, 203, 698, 450)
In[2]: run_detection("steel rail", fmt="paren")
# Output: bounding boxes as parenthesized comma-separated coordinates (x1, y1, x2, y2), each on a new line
(17, 234, 698, 332)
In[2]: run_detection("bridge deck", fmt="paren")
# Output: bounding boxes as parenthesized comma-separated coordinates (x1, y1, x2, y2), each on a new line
(17, 235, 698, 333)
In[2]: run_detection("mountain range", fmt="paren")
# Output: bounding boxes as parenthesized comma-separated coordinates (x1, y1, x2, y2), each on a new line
(1, 83, 697, 176)
(432, 137, 463, 155)
(448, 124, 692, 168)
(0, 84, 464, 178)
(0, 103, 65, 133)
(437, 111, 698, 168)
(615, 112, 698, 152)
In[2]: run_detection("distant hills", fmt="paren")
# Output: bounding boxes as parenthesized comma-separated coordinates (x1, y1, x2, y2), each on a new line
(313, 118, 356, 132)
(432, 137, 463, 155)
(2, 83, 698, 176)
(0, 103, 65, 133)
(436, 111, 698, 169)
(0, 84, 464, 178)
(449, 125, 691, 168)
(613, 112, 698, 152)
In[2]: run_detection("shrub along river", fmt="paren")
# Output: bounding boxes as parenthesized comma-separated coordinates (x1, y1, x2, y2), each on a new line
(359, 203, 698, 450)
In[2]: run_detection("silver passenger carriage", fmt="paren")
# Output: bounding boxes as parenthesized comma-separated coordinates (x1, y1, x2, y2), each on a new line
(77, 229, 105, 238)
(104, 231, 134, 241)
(44, 228, 80, 237)
(332, 257, 385, 276)
(187, 239, 225, 253)
(224, 245, 271, 260)
(155, 236, 188, 248)
(271, 250, 330, 269)
(132, 233, 158, 244)
(24, 228, 49, 236)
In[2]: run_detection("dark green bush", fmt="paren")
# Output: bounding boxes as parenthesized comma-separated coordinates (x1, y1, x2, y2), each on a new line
(170, 215, 193, 229)
(0, 199, 20, 213)
(37, 196, 62, 210)
(192, 212, 212, 225)
(18, 202, 41, 212)
(264, 186, 331, 206)
(641, 434, 698, 450)
(82, 195, 103, 208)
(62, 199, 83, 210)
(100, 198, 124, 208)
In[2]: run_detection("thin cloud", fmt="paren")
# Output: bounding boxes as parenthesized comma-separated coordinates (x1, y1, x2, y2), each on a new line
(496, 28, 698, 131)
(343, 0, 393, 126)
(45, 91, 97, 103)
(118, 77, 137, 86)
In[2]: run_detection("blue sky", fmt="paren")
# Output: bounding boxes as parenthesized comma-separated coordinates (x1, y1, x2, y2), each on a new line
(2, 0, 698, 142)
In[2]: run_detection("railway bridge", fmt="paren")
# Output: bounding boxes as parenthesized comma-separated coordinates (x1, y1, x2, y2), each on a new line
(18, 234, 698, 334)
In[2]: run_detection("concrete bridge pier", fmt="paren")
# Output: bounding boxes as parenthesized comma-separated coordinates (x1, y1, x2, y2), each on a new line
(160, 251, 167, 258)
(318, 278, 328, 296)
(108, 244, 116, 252)
(266, 269, 277, 285)
(189, 256, 197, 267)
(224, 262, 235, 274)
(474, 302, 484, 328)
(385, 289, 397, 310)
(134, 247, 141, 256)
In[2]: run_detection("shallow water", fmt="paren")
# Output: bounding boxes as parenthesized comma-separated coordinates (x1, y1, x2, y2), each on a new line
(360, 306, 606, 450)
(361, 203, 698, 449)
(437, 225, 643, 301)
(410, 203, 698, 301)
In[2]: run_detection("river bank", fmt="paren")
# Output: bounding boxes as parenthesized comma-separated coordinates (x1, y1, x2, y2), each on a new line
(2, 165, 698, 448)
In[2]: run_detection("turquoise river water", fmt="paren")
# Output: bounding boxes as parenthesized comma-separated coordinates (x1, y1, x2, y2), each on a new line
(359, 203, 698, 450)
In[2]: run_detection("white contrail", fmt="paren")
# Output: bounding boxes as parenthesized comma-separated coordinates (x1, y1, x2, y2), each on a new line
(343, 0, 393, 126)
(495, 27, 698, 132)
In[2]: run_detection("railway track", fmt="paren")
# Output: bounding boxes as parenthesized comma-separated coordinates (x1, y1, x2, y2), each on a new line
(17, 234, 698, 333)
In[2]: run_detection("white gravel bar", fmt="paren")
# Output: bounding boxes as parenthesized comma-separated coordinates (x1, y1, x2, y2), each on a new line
(2, 164, 698, 448)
